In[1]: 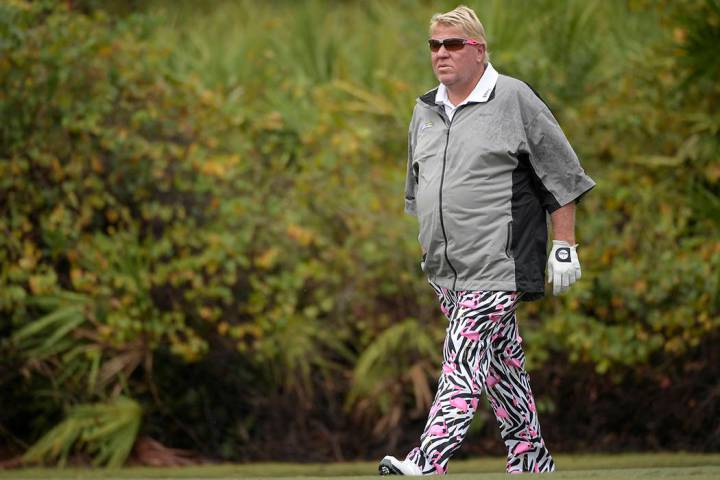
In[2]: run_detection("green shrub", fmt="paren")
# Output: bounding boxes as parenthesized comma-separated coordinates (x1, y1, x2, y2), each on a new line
(0, 1, 250, 463)
(1, 0, 718, 464)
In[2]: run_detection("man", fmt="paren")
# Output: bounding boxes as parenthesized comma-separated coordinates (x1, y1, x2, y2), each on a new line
(378, 5, 595, 476)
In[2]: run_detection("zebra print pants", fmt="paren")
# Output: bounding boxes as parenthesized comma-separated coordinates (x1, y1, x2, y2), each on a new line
(406, 281, 555, 474)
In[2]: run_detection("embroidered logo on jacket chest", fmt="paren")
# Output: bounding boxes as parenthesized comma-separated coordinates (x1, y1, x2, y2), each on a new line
(418, 121, 433, 135)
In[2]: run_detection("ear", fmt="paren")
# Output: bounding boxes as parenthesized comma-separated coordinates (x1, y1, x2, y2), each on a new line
(476, 44, 486, 64)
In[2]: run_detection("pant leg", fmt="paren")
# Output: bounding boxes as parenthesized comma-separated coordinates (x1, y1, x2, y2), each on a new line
(483, 304, 555, 473)
(407, 287, 516, 475)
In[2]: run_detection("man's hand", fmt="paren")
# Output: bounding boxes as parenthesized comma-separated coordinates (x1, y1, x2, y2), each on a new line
(547, 240, 581, 295)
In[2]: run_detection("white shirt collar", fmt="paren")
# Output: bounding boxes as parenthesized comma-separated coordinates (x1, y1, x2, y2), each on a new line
(435, 62, 498, 109)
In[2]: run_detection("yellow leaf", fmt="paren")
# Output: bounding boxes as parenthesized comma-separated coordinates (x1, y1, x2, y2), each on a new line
(633, 279, 647, 294)
(286, 224, 315, 246)
(217, 322, 230, 335)
(91, 156, 104, 173)
(105, 209, 119, 223)
(28, 276, 42, 295)
(260, 111, 284, 130)
(673, 28, 686, 44)
(256, 248, 279, 269)
(98, 45, 114, 58)
(71, 268, 83, 285)
(705, 163, 720, 182)
(200, 160, 226, 177)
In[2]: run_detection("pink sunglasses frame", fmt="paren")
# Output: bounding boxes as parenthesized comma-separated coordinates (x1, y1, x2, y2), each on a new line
(428, 37, 482, 52)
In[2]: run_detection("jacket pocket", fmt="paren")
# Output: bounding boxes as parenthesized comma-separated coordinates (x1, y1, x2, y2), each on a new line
(504, 221, 514, 258)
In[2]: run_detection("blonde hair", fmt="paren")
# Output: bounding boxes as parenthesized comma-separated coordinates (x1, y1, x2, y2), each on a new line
(430, 5, 490, 62)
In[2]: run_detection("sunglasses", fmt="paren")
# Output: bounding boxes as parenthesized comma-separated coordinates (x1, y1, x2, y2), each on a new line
(428, 37, 481, 52)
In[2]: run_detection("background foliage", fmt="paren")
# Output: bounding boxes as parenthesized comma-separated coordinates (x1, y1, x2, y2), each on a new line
(1, 0, 718, 467)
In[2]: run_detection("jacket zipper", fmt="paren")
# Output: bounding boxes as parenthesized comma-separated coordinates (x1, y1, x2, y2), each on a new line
(438, 107, 462, 290)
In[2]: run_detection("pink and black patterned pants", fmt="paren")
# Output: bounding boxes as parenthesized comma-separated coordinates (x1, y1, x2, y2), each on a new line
(406, 281, 555, 474)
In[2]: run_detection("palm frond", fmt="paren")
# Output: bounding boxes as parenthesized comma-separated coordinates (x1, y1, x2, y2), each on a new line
(347, 318, 440, 412)
(22, 396, 142, 468)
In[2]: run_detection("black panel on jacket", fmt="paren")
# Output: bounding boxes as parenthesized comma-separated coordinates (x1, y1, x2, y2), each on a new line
(511, 152, 550, 301)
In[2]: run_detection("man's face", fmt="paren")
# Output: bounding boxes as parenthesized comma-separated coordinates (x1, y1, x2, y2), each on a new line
(430, 24, 485, 88)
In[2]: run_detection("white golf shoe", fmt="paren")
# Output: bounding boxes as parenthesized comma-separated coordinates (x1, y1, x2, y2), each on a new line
(378, 455, 423, 475)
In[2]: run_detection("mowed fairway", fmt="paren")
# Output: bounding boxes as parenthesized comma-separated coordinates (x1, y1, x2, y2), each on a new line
(1, 453, 719, 480)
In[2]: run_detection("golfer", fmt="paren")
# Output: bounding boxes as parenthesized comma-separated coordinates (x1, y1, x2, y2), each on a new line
(379, 5, 595, 475)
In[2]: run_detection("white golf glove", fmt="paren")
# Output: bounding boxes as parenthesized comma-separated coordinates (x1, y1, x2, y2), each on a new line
(547, 240, 581, 295)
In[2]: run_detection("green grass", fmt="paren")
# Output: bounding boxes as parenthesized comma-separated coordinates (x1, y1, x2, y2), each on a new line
(2, 453, 720, 479)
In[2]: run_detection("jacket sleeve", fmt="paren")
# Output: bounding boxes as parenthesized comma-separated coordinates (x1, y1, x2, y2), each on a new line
(525, 107, 596, 212)
(404, 128, 418, 216)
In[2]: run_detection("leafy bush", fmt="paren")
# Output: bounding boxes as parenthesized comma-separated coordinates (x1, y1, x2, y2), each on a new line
(0, 0, 250, 464)
(1, 0, 718, 466)
(523, 0, 720, 374)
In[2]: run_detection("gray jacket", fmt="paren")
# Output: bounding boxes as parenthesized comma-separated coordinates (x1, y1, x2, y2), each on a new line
(405, 74, 595, 300)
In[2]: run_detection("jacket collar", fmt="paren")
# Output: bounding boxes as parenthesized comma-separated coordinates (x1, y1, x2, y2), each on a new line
(435, 62, 498, 107)
(419, 88, 438, 106)
(419, 63, 498, 107)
